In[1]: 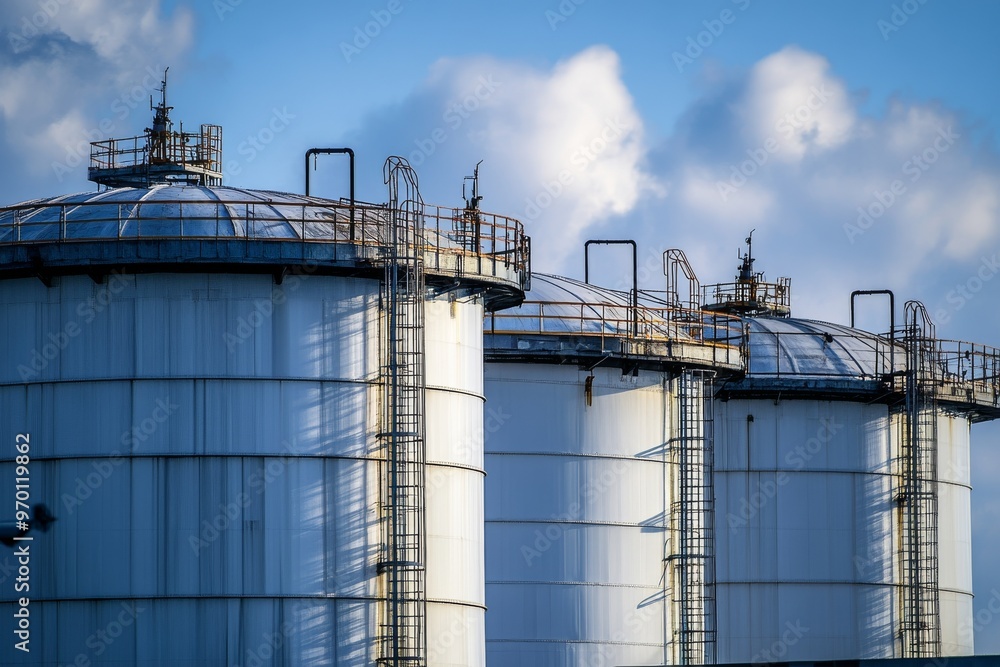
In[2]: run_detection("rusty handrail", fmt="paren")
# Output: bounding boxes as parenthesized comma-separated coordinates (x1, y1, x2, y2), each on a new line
(486, 299, 744, 348)
(702, 279, 791, 313)
(0, 197, 529, 278)
(935, 339, 1000, 399)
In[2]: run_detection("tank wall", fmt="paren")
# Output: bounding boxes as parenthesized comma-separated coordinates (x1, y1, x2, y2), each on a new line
(715, 399, 897, 661)
(425, 297, 487, 667)
(887, 409, 974, 656)
(716, 398, 976, 661)
(0, 275, 487, 666)
(934, 412, 974, 655)
(483, 363, 669, 667)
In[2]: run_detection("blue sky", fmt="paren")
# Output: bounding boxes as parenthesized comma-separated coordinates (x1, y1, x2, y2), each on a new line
(3, 0, 1000, 653)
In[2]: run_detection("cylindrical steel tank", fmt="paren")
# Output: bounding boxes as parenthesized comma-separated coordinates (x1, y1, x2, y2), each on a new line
(482, 274, 742, 666)
(714, 317, 980, 661)
(0, 184, 527, 665)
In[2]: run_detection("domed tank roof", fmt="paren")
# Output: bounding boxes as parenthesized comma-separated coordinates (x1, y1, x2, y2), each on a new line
(0, 184, 364, 242)
(485, 273, 745, 372)
(745, 317, 900, 379)
(0, 182, 531, 308)
(497, 273, 636, 336)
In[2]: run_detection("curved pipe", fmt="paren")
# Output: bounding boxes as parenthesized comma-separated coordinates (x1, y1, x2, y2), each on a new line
(584, 239, 638, 337)
(851, 289, 895, 372)
(305, 147, 355, 239)
(663, 248, 700, 309)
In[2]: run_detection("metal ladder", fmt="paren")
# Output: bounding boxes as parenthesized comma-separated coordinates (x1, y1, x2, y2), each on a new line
(667, 369, 717, 665)
(377, 157, 427, 667)
(897, 300, 941, 657)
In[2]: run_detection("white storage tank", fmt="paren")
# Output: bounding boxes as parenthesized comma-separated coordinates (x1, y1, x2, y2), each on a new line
(483, 272, 743, 666)
(709, 280, 998, 661)
(0, 98, 528, 665)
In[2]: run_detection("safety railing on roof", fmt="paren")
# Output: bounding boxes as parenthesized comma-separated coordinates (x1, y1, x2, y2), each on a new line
(0, 198, 530, 284)
(742, 330, 1000, 403)
(486, 299, 745, 366)
(935, 340, 1000, 404)
(702, 278, 791, 316)
(90, 125, 223, 173)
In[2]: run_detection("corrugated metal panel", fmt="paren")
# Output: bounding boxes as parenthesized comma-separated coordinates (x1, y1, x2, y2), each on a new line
(715, 399, 897, 661)
(715, 399, 976, 661)
(937, 414, 974, 655)
(0, 275, 487, 665)
(425, 298, 488, 667)
(483, 363, 668, 666)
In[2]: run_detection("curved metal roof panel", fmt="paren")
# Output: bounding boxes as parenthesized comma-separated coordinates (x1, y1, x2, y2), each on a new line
(745, 317, 901, 378)
(496, 273, 641, 337)
(0, 184, 371, 243)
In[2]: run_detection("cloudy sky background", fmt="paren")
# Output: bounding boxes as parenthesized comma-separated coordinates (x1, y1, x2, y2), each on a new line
(2, 0, 1000, 652)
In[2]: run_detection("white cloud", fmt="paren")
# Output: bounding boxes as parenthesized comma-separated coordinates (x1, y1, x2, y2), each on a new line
(0, 0, 193, 185)
(678, 166, 773, 229)
(737, 46, 856, 162)
(643, 46, 1000, 321)
(346, 44, 1000, 313)
(347, 46, 660, 272)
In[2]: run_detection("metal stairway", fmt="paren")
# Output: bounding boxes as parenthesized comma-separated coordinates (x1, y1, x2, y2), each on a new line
(377, 157, 428, 667)
(667, 369, 717, 665)
(897, 300, 941, 657)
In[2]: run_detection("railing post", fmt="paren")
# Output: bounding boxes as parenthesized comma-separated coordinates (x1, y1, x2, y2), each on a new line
(774, 331, 780, 377)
